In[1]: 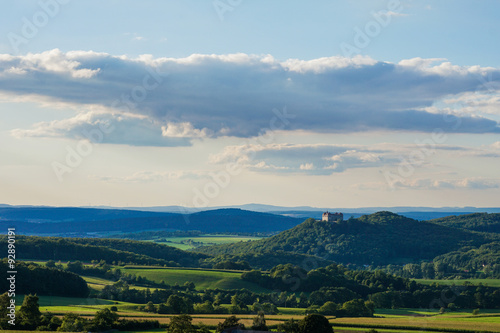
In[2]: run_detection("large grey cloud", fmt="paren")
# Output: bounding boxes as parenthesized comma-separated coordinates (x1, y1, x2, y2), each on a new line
(2, 49, 500, 146)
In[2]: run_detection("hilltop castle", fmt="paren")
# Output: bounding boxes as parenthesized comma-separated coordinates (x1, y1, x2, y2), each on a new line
(322, 211, 343, 222)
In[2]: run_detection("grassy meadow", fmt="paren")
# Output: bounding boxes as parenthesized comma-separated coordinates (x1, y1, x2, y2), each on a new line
(11, 293, 500, 332)
(149, 234, 263, 250)
(121, 266, 270, 292)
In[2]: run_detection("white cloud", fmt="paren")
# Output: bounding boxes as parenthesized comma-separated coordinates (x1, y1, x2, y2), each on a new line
(11, 110, 191, 147)
(299, 163, 314, 170)
(19, 49, 100, 78)
(210, 143, 398, 175)
(390, 177, 500, 190)
(161, 122, 214, 138)
(208, 141, 500, 176)
(2, 50, 500, 147)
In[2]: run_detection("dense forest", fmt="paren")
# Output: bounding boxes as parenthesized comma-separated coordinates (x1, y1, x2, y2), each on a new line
(0, 236, 208, 267)
(432, 242, 500, 275)
(196, 212, 498, 266)
(0, 260, 88, 297)
(429, 213, 500, 233)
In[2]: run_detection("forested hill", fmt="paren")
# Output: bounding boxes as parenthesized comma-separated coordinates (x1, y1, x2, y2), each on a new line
(0, 236, 209, 267)
(0, 206, 168, 222)
(195, 212, 497, 266)
(432, 242, 500, 271)
(0, 260, 89, 297)
(428, 213, 500, 233)
(0, 208, 302, 234)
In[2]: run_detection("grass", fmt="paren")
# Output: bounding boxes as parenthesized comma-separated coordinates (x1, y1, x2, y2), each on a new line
(332, 308, 500, 332)
(82, 275, 151, 291)
(7, 300, 500, 333)
(121, 266, 270, 292)
(151, 234, 263, 250)
(414, 278, 500, 288)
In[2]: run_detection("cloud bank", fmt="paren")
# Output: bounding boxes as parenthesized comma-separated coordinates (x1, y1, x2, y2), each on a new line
(2, 49, 500, 146)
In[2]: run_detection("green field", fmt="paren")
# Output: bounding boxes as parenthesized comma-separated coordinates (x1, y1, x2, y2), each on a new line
(82, 275, 151, 291)
(121, 266, 270, 292)
(10, 295, 500, 333)
(414, 278, 500, 288)
(151, 234, 263, 250)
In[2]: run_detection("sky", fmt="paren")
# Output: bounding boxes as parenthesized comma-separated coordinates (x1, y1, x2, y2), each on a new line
(0, 0, 499, 208)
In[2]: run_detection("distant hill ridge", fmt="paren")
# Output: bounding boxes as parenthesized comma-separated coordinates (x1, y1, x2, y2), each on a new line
(0, 208, 302, 234)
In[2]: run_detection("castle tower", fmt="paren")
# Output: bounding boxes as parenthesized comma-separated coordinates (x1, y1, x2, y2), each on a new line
(322, 211, 343, 222)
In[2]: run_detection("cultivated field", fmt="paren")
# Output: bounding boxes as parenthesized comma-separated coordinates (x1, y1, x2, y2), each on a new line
(150, 234, 263, 250)
(121, 266, 270, 292)
(12, 295, 500, 332)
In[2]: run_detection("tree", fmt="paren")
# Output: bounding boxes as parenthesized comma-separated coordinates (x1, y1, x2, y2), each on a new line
(167, 295, 192, 314)
(46, 260, 56, 268)
(0, 292, 11, 329)
(216, 315, 245, 333)
(167, 314, 196, 333)
(184, 281, 196, 290)
(58, 313, 87, 332)
(145, 301, 156, 313)
(66, 261, 84, 274)
(18, 294, 42, 329)
(92, 308, 118, 331)
(194, 301, 215, 314)
(158, 303, 171, 314)
(251, 311, 268, 331)
(38, 312, 62, 331)
(298, 314, 334, 333)
(319, 301, 339, 315)
(278, 318, 301, 333)
(341, 299, 373, 317)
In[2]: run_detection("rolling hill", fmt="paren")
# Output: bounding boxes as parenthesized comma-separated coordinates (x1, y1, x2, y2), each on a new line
(195, 212, 499, 266)
(428, 213, 500, 233)
(0, 208, 302, 235)
(0, 236, 209, 267)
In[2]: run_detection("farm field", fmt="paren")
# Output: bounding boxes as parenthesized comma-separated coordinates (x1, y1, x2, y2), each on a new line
(149, 234, 263, 250)
(414, 278, 500, 288)
(332, 314, 500, 332)
(121, 266, 270, 292)
(82, 275, 151, 291)
(12, 295, 500, 332)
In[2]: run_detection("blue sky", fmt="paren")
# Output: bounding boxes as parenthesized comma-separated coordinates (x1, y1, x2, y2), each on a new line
(0, 0, 499, 208)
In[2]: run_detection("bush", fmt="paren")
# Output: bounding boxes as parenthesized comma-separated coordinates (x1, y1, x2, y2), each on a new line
(299, 314, 334, 333)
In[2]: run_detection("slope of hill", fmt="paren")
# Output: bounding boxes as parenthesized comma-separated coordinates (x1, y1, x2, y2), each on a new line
(429, 213, 500, 233)
(0, 236, 209, 267)
(0, 260, 89, 297)
(202, 251, 335, 270)
(0, 208, 302, 235)
(433, 242, 500, 271)
(0, 206, 169, 222)
(195, 212, 497, 266)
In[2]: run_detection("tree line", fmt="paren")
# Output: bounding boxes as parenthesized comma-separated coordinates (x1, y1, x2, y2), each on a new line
(0, 260, 88, 298)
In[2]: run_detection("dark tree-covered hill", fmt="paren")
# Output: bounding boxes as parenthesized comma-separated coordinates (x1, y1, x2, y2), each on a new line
(0, 260, 89, 297)
(195, 212, 497, 266)
(0, 208, 302, 234)
(0, 236, 209, 267)
(428, 213, 500, 233)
